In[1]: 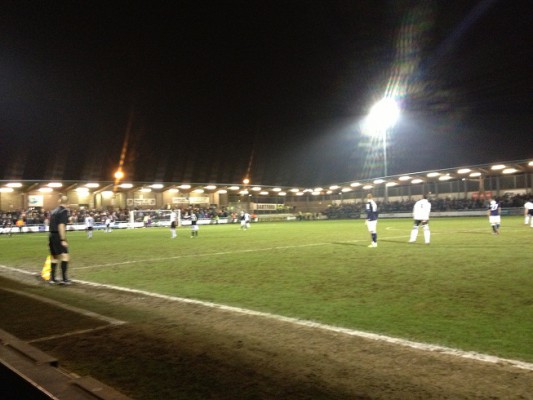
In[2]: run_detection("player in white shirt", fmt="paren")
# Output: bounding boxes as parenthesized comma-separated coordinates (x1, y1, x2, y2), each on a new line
(488, 199, 501, 234)
(409, 195, 431, 244)
(240, 211, 251, 230)
(523, 199, 533, 227)
(85, 213, 94, 239)
(105, 216, 112, 233)
(170, 210, 177, 238)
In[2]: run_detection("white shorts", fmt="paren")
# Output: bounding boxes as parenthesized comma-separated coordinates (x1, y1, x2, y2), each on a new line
(191, 225, 199, 231)
(366, 220, 377, 233)
(489, 215, 501, 225)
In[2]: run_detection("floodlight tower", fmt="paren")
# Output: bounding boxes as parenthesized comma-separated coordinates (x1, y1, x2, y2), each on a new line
(364, 97, 400, 201)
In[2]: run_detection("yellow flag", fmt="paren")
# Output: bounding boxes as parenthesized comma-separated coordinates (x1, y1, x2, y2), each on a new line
(41, 256, 51, 281)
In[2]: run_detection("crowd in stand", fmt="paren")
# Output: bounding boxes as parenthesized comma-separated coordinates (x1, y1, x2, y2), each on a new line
(321, 194, 532, 219)
(0, 206, 234, 230)
(1, 194, 531, 228)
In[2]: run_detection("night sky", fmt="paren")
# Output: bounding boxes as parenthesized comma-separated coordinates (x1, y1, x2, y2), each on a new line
(1, 0, 531, 187)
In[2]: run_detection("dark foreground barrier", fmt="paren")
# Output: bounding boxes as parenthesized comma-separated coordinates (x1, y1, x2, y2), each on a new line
(0, 329, 131, 400)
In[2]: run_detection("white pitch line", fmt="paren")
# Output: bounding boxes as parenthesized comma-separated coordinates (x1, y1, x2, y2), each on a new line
(1, 288, 125, 326)
(76, 235, 410, 270)
(67, 276, 533, 372)
(27, 325, 116, 343)
(4, 264, 532, 371)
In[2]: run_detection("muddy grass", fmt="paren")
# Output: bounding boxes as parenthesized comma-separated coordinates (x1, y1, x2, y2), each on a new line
(1, 273, 532, 399)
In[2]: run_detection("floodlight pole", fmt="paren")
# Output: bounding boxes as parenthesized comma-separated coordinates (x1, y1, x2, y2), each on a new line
(383, 130, 388, 202)
(365, 97, 399, 204)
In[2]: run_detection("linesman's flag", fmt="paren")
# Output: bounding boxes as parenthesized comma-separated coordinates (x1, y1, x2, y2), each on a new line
(41, 256, 51, 281)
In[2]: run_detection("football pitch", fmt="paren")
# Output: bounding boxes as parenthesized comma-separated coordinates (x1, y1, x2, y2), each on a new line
(2, 216, 533, 364)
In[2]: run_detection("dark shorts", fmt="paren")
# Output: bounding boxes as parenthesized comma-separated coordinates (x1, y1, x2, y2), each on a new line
(414, 220, 429, 226)
(528, 210, 533, 216)
(49, 233, 68, 256)
(171, 221, 177, 228)
(87, 227, 93, 231)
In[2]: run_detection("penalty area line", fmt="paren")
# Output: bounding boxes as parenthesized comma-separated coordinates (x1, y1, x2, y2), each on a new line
(73, 277, 533, 372)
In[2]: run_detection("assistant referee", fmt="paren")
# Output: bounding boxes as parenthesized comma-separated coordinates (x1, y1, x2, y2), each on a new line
(48, 195, 71, 284)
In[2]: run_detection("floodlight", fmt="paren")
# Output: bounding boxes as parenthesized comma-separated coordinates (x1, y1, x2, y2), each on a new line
(411, 179, 423, 184)
(6, 182, 22, 188)
(365, 97, 400, 134)
(491, 164, 505, 170)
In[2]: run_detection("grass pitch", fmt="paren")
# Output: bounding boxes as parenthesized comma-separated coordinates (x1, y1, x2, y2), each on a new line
(1, 216, 532, 363)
